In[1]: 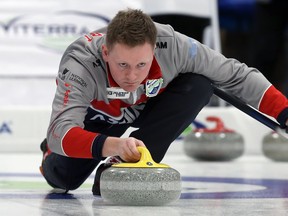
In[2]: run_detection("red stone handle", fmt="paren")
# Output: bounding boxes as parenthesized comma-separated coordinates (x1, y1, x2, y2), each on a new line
(195, 116, 234, 133)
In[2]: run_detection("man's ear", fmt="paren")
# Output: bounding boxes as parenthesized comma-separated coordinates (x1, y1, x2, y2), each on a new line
(102, 45, 109, 61)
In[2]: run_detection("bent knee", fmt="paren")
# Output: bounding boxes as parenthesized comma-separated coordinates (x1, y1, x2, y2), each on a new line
(167, 73, 213, 96)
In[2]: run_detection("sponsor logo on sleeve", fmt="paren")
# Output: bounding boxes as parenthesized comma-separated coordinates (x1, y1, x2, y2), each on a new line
(68, 74, 87, 87)
(156, 41, 167, 49)
(59, 68, 70, 80)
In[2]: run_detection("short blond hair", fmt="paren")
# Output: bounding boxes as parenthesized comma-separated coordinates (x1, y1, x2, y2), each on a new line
(106, 9, 157, 49)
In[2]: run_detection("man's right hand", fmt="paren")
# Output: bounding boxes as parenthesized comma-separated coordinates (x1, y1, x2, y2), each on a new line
(102, 136, 146, 162)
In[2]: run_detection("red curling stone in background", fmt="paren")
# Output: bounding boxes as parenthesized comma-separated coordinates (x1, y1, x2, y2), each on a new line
(183, 116, 244, 161)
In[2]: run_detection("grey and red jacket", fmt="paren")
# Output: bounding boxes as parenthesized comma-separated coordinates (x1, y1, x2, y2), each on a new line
(47, 22, 288, 159)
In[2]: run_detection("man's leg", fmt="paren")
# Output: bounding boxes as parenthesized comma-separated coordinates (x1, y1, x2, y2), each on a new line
(40, 139, 100, 191)
(131, 73, 213, 162)
(40, 124, 130, 192)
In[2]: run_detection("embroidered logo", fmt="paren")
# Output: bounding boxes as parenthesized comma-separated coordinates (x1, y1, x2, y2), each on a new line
(145, 78, 163, 97)
(59, 68, 70, 80)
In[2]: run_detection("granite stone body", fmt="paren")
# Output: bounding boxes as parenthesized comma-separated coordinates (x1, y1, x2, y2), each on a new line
(184, 131, 244, 161)
(262, 132, 288, 161)
(100, 167, 181, 206)
(183, 116, 244, 161)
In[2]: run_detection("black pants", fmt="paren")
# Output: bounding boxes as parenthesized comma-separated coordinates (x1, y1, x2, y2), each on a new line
(42, 73, 213, 190)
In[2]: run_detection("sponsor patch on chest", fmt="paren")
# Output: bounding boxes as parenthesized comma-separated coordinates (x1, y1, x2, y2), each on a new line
(107, 87, 130, 99)
(145, 78, 163, 97)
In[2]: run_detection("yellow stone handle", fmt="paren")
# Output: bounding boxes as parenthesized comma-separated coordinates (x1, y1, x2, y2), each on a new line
(112, 146, 170, 168)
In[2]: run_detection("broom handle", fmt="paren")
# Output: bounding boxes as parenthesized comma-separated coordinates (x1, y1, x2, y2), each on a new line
(213, 86, 287, 137)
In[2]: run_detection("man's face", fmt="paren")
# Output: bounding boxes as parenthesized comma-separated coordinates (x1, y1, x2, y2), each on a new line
(102, 42, 154, 92)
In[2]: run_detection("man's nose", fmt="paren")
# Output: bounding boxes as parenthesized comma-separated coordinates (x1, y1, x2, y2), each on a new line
(125, 69, 137, 81)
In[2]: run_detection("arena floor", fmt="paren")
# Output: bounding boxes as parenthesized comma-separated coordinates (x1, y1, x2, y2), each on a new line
(1, 140, 288, 216)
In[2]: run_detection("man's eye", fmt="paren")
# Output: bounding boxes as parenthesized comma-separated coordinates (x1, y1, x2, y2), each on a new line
(138, 63, 146, 67)
(119, 63, 127, 67)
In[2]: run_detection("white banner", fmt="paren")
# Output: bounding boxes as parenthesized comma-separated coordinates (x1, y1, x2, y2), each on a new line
(0, 0, 127, 77)
(0, 0, 218, 77)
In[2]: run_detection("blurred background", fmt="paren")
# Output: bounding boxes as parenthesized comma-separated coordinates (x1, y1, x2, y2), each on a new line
(219, 0, 288, 96)
(0, 0, 287, 155)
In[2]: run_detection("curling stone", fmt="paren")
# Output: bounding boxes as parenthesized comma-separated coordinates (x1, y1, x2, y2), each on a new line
(100, 147, 181, 206)
(262, 131, 288, 161)
(183, 116, 244, 161)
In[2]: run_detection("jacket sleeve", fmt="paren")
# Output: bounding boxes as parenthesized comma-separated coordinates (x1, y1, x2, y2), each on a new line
(259, 85, 288, 127)
(172, 30, 288, 125)
(46, 54, 107, 159)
